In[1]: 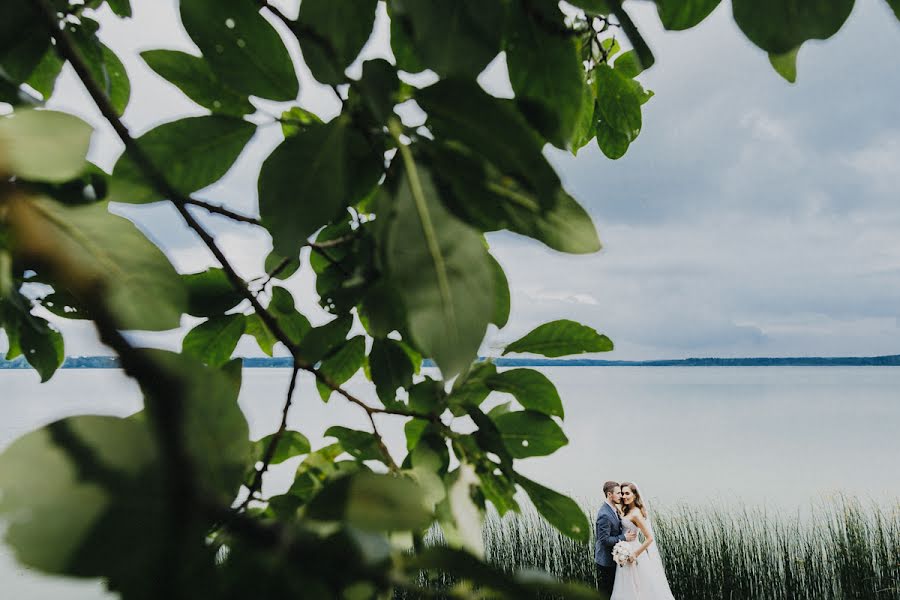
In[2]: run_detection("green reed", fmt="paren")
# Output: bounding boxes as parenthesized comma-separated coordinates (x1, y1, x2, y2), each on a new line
(397, 497, 900, 599)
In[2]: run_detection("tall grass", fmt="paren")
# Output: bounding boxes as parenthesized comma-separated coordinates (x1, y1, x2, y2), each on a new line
(398, 498, 900, 599)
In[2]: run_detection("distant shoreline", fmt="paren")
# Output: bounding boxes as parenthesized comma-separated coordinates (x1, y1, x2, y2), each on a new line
(3, 355, 900, 369)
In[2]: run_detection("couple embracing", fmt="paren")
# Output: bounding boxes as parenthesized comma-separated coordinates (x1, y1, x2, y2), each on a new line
(594, 481, 676, 600)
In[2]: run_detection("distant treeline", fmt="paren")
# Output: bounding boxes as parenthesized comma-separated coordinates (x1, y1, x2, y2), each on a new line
(3, 355, 900, 370)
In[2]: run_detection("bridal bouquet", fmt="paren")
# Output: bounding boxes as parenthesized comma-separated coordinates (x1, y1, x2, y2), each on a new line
(612, 541, 635, 567)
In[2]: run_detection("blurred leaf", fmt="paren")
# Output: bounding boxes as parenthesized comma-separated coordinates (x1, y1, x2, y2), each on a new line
(259, 117, 380, 256)
(506, 2, 584, 148)
(449, 361, 496, 409)
(294, 0, 379, 85)
(306, 472, 431, 531)
(182, 268, 244, 317)
(489, 254, 510, 329)
(24, 48, 64, 100)
(516, 474, 590, 542)
(377, 161, 494, 377)
(486, 368, 563, 418)
(888, 0, 900, 20)
(182, 314, 246, 367)
(0, 110, 92, 183)
(180, 0, 298, 101)
(108, 116, 255, 204)
(614, 50, 645, 78)
(769, 47, 799, 83)
(296, 314, 352, 363)
(492, 410, 567, 458)
(324, 426, 389, 463)
(0, 0, 50, 83)
(264, 249, 300, 280)
(503, 319, 613, 357)
(417, 79, 561, 207)
(443, 463, 484, 556)
(369, 338, 415, 404)
(351, 59, 400, 125)
(10, 303, 64, 382)
(141, 49, 254, 116)
(245, 313, 277, 356)
(316, 336, 366, 401)
(612, 4, 655, 71)
(393, 0, 503, 78)
(732, 0, 854, 55)
(254, 430, 311, 465)
(268, 286, 312, 346)
(654, 0, 721, 30)
(105, 0, 132, 17)
(7, 197, 186, 331)
(408, 378, 448, 415)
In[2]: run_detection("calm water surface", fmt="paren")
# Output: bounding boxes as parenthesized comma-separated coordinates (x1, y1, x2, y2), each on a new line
(2, 366, 898, 597)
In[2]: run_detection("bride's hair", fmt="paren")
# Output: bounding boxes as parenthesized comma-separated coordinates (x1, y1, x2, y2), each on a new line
(621, 482, 648, 518)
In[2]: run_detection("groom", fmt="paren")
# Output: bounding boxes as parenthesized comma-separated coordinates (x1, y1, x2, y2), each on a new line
(595, 480, 637, 595)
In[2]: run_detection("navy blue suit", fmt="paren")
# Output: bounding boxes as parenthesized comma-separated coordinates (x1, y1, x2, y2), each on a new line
(594, 502, 626, 594)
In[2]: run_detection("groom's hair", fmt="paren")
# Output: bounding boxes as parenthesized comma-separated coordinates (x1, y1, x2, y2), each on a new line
(603, 481, 620, 498)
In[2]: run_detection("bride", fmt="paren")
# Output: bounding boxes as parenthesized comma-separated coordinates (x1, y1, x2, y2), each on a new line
(611, 482, 676, 600)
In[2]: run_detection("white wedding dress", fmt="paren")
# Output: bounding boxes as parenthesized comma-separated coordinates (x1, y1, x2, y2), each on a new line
(611, 513, 676, 600)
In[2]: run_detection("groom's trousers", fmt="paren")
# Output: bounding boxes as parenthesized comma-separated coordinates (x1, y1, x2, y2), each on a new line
(595, 564, 616, 596)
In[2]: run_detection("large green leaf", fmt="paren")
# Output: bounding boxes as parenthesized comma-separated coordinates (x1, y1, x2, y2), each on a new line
(425, 141, 601, 254)
(0, 110, 93, 183)
(594, 64, 642, 142)
(503, 319, 613, 357)
(108, 115, 256, 204)
(654, 0, 722, 30)
(732, 0, 855, 55)
(7, 197, 186, 331)
(417, 79, 561, 207)
(486, 368, 563, 418)
(392, 0, 504, 78)
(306, 471, 431, 531)
(182, 314, 246, 367)
(505, 2, 584, 148)
(316, 336, 366, 401)
(378, 161, 494, 377)
(369, 338, 415, 404)
(259, 117, 380, 255)
(180, 0, 299, 101)
(516, 474, 590, 542)
(141, 50, 254, 116)
(182, 268, 245, 318)
(0, 0, 50, 83)
(294, 0, 379, 85)
(492, 410, 567, 458)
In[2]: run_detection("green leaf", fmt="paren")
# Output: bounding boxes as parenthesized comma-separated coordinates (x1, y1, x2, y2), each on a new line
(0, 110, 93, 183)
(613, 4, 656, 71)
(505, 3, 584, 148)
(351, 59, 401, 125)
(392, 0, 504, 78)
(614, 50, 645, 78)
(516, 474, 590, 542)
(378, 160, 494, 377)
(105, 0, 132, 17)
(268, 286, 312, 346)
(0, 0, 50, 83)
(306, 472, 431, 531)
(595, 119, 631, 159)
(566, 0, 612, 14)
(254, 430, 311, 465)
(887, 0, 900, 20)
(570, 85, 597, 155)
(369, 338, 415, 404)
(492, 410, 567, 458)
(180, 0, 298, 101)
(594, 64, 642, 141)
(108, 115, 255, 204)
(489, 255, 510, 329)
(769, 47, 799, 83)
(182, 314, 246, 367)
(18, 312, 64, 382)
(449, 361, 496, 409)
(182, 268, 244, 317)
(486, 368, 563, 418)
(245, 313, 277, 356)
(7, 197, 186, 331)
(324, 426, 388, 463)
(24, 48, 64, 100)
(504, 319, 613, 357)
(417, 79, 561, 207)
(294, 0, 379, 85)
(654, 0, 722, 30)
(295, 314, 352, 363)
(263, 249, 300, 280)
(259, 117, 380, 255)
(732, 0, 855, 55)
(141, 49, 254, 116)
(317, 336, 366, 401)
(71, 29, 130, 115)
(408, 378, 448, 415)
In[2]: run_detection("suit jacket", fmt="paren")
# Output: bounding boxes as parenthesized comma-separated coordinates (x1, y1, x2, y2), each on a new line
(594, 502, 626, 567)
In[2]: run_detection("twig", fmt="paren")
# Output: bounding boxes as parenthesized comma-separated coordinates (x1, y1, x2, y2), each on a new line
(184, 198, 261, 225)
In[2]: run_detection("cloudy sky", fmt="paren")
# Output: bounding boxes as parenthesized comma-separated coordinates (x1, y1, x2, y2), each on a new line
(5, 0, 900, 360)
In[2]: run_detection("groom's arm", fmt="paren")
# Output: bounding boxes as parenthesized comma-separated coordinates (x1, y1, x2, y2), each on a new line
(595, 512, 625, 548)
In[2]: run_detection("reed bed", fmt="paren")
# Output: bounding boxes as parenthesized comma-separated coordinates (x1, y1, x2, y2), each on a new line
(397, 498, 900, 599)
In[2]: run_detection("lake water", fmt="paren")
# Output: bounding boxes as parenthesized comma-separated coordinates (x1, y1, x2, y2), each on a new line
(2, 366, 898, 597)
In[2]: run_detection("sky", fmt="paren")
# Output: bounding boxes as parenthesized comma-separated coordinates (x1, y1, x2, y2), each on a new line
(3, 0, 900, 360)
